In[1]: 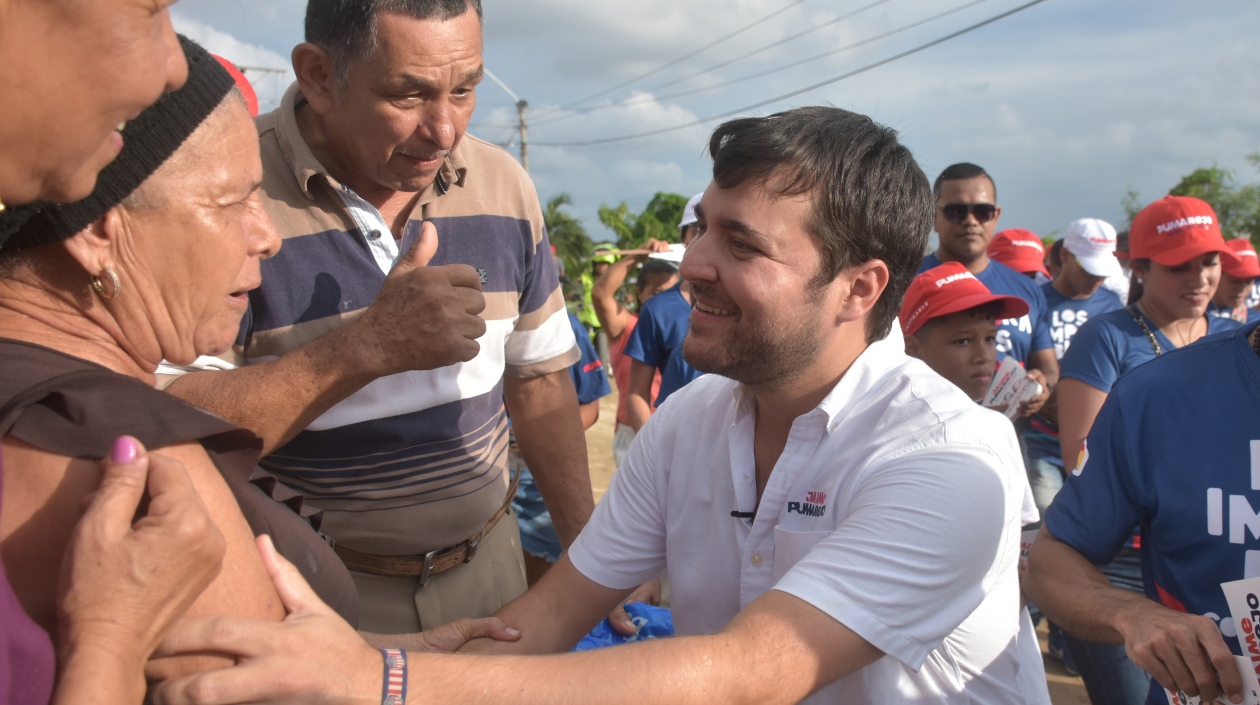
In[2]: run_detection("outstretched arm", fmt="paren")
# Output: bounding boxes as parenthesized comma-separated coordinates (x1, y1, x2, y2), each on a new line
(154, 543, 882, 705)
(166, 223, 486, 454)
(1025, 526, 1242, 703)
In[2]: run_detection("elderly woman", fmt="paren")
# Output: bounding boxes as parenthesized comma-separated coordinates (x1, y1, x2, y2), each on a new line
(0, 4, 220, 705)
(0, 37, 369, 685)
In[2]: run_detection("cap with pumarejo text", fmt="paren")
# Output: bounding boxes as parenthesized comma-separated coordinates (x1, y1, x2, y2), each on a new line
(1130, 196, 1240, 268)
(899, 262, 1030, 336)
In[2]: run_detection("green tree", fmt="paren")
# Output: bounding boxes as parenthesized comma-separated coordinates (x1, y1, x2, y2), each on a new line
(597, 192, 689, 250)
(1167, 162, 1260, 244)
(543, 193, 593, 282)
(1124, 153, 1260, 246)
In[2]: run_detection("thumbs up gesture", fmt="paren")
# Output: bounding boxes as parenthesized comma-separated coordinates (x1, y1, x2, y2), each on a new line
(353, 221, 487, 376)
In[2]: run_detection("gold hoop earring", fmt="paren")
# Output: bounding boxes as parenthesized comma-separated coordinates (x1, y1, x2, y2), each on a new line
(90, 266, 121, 298)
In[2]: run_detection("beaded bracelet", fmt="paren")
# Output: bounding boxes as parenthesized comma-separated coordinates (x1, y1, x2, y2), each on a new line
(381, 649, 407, 705)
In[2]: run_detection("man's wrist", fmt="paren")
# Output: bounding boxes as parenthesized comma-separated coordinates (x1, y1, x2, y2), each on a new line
(318, 317, 388, 385)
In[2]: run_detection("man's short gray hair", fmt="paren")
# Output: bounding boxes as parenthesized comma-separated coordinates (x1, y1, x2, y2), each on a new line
(305, 0, 483, 84)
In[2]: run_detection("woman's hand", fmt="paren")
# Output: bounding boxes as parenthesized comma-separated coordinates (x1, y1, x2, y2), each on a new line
(55, 436, 225, 701)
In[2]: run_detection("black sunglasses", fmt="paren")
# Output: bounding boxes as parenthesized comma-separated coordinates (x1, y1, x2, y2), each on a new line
(939, 203, 997, 224)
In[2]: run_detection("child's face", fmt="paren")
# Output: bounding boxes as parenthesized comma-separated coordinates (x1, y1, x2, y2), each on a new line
(908, 310, 999, 401)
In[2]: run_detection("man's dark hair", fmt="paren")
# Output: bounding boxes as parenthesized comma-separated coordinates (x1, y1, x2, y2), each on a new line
(708, 106, 932, 343)
(305, 0, 483, 83)
(1049, 238, 1064, 268)
(932, 162, 996, 201)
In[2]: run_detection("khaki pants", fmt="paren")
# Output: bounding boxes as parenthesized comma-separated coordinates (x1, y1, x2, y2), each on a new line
(350, 513, 528, 633)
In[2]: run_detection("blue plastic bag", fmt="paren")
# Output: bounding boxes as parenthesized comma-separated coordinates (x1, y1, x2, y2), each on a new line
(573, 603, 674, 651)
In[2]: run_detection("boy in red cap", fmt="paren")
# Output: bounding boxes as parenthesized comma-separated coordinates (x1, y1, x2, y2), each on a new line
(988, 229, 1050, 281)
(901, 261, 1031, 402)
(1208, 238, 1260, 323)
(900, 261, 1052, 705)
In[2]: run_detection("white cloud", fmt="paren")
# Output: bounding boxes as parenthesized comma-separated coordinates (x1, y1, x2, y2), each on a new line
(168, 0, 1260, 239)
(172, 12, 295, 112)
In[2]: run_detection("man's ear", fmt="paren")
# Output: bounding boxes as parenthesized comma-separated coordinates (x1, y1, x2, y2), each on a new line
(60, 208, 125, 277)
(835, 259, 890, 326)
(292, 43, 339, 115)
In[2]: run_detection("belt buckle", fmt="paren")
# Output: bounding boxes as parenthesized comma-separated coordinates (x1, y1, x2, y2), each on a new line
(417, 536, 480, 588)
(418, 543, 459, 588)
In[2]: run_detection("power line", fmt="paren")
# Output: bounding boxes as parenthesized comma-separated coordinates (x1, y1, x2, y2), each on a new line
(531, 0, 1050, 148)
(644, 0, 894, 96)
(537, 0, 811, 116)
(525, 0, 989, 130)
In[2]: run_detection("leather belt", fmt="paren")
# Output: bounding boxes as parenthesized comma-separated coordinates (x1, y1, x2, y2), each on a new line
(333, 471, 520, 587)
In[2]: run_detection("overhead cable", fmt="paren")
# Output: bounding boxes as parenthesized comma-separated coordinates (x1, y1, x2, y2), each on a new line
(525, 0, 990, 129)
(538, 0, 811, 115)
(531, 0, 1050, 147)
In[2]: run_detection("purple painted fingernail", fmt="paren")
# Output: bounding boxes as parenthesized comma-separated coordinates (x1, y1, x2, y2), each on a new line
(111, 436, 138, 464)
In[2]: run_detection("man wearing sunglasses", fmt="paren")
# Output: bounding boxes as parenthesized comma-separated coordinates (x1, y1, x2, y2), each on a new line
(919, 163, 1057, 418)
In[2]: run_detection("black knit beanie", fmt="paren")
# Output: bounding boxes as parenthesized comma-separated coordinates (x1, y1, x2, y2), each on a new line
(0, 35, 235, 252)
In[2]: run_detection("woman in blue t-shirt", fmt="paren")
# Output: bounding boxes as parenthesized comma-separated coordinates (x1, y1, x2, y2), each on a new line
(1058, 196, 1242, 469)
(1052, 196, 1241, 704)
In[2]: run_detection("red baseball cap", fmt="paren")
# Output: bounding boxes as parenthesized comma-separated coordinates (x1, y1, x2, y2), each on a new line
(899, 262, 1031, 336)
(1130, 196, 1240, 268)
(988, 229, 1048, 277)
(1224, 238, 1260, 279)
(212, 55, 259, 117)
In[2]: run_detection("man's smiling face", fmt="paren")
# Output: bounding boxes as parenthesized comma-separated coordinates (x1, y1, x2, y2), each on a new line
(680, 178, 836, 387)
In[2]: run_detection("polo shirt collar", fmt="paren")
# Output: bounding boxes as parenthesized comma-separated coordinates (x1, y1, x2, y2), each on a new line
(273, 81, 469, 201)
(730, 326, 908, 435)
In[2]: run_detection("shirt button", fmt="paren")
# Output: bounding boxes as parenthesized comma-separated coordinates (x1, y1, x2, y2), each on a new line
(367, 229, 382, 240)
(751, 553, 764, 568)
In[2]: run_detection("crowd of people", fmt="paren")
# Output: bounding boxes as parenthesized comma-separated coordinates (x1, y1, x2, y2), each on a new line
(2, 1, 1258, 705)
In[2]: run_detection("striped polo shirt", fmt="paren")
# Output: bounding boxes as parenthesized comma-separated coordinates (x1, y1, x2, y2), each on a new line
(232, 83, 578, 556)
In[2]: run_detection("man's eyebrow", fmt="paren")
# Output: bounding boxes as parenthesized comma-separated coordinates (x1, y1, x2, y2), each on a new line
(394, 65, 483, 92)
(718, 216, 770, 245)
(395, 74, 440, 92)
(462, 65, 485, 85)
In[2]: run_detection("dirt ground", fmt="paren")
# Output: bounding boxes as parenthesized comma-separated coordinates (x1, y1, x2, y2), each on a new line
(584, 379, 1091, 703)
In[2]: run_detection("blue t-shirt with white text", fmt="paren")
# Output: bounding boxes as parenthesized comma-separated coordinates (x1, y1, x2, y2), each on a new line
(622, 282, 702, 407)
(1046, 321, 1260, 705)
(1025, 283, 1125, 463)
(919, 254, 1052, 365)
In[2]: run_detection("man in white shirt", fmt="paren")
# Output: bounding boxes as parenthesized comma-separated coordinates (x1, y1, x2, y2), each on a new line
(152, 105, 1029, 705)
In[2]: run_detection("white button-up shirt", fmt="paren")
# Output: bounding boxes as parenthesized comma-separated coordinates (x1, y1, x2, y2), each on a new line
(569, 327, 1027, 704)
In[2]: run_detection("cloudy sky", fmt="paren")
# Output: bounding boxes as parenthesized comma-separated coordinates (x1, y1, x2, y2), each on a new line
(172, 0, 1260, 244)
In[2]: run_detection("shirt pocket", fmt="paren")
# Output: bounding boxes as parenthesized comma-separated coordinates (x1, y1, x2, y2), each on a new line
(771, 527, 831, 585)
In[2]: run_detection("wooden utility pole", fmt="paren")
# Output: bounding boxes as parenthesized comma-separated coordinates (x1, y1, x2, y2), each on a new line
(517, 100, 529, 173)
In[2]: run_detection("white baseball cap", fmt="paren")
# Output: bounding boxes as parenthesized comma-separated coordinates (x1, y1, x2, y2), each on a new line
(1063, 218, 1123, 278)
(679, 192, 704, 229)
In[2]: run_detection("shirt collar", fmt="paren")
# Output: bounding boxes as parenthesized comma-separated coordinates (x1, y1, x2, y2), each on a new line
(730, 326, 908, 435)
(273, 82, 469, 201)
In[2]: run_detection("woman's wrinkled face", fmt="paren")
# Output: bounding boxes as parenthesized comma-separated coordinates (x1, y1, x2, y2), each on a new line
(114, 99, 280, 365)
